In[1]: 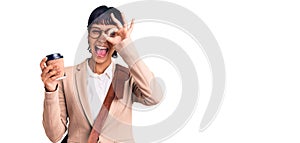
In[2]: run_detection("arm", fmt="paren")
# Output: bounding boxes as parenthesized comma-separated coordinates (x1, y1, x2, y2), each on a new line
(40, 57, 68, 142)
(42, 81, 68, 142)
(115, 38, 163, 105)
(106, 13, 163, 105)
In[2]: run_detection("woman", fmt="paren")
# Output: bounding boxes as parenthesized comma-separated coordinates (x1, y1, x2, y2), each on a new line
(40, 5, 162, 143)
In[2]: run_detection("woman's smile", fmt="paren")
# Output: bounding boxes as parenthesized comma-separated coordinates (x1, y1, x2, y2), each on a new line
(95, 46, 109, 58)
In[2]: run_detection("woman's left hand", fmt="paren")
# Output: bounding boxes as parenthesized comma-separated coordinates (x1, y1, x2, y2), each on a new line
(104, 13, 134, 46)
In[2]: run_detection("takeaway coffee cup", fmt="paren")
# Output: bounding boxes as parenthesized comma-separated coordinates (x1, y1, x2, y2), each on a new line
(46, 53, 66, 80)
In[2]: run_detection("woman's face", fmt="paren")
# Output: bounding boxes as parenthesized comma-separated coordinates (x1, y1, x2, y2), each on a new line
(88, 23, 118, 65)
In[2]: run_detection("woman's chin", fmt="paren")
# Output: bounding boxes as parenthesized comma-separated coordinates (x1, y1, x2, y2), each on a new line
(92, 54, 111, 64)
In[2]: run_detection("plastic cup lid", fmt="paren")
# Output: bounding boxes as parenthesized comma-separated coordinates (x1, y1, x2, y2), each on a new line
(46, 53, 63, 61)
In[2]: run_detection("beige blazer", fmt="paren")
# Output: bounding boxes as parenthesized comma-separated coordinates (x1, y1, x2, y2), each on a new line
(43, 39, 162, 143)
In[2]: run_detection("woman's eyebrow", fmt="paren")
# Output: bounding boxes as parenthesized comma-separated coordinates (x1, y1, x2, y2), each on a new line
(90, 27, 101, 29)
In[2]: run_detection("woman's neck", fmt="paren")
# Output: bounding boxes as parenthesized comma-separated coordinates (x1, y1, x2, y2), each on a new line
(88, 59, 111, 75)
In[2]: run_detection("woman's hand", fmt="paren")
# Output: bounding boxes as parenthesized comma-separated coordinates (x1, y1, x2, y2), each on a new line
(40, 57, 61, 92)
(104, 13, 134, 46)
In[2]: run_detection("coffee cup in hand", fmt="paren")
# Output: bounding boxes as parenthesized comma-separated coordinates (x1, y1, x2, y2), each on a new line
(46, 53, 66, 80)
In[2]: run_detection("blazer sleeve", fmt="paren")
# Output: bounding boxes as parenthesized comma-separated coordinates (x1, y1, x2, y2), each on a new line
(42, 80, 68, 142)
(115, 38, 163, 105)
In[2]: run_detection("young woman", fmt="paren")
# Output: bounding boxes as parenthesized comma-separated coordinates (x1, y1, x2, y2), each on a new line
(40, 5, 162, 143)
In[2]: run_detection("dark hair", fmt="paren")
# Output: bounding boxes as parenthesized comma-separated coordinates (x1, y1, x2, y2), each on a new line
(87, 5, 123, 58)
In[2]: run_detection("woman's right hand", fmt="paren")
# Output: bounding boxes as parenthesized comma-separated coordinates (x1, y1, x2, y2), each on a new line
(40, 57, 61, 92)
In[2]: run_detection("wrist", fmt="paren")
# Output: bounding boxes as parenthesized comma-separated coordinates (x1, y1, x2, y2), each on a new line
(45, 84, 58, 92)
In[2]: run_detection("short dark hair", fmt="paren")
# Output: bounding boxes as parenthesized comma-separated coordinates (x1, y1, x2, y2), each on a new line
(88, 5, 124, 28)
(88, 5, 123, 58)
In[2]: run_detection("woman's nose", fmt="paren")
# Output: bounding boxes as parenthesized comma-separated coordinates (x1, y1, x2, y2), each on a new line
(97, 33, 106, 43)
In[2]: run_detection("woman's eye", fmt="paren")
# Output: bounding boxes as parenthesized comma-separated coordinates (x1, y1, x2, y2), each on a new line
(107, 28, 118, 37)
(92, 30, 101, 34)
(108, 31, 116, 37)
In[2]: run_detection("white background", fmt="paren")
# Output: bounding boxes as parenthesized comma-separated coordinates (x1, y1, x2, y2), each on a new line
(0, 0, 299, 142)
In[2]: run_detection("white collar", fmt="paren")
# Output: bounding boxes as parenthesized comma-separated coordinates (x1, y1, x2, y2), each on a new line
(87, 60, 113, 80)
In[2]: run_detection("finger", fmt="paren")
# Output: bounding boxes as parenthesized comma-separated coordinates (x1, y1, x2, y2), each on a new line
(111, 13, 123, 29)
(41, 65, 56, 78)
(52, 69, 62, 80)
(129, 18, 134, 29)
(42, 70, 58, 83)
(50, 72, 62, 81)
(127, 19, 135, 35)
(102, 33, 115, 44)
(121, 13, 128, 29)
(42, 64, 55, 73)
(40, 57, 47, 71)
(104, 32, 122, 46)
(45, 69, 60, 80)
(41, 66, 51, 78)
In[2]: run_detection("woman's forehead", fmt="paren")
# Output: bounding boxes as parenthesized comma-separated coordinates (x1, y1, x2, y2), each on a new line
(90, 24, 117, 30)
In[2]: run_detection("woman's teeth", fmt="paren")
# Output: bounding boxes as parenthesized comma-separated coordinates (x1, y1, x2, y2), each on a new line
(95, 46, 108, 57)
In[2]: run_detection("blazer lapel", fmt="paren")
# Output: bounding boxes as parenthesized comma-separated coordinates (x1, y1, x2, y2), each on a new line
(112, 64, 130, 99)
(75, 60, 94, 126)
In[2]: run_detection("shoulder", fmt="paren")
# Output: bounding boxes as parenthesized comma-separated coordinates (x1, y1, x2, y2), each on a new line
(64, 59, 88, 74)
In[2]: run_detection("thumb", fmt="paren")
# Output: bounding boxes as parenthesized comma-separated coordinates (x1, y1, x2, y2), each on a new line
(103, 33, 122, 45)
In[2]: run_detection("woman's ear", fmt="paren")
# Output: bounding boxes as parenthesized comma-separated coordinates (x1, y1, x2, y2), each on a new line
(112, 50, 118, 58)
(87, 46, 91, 53)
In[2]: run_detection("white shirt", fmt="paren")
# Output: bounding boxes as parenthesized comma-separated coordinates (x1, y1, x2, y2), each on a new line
(87, 61, 113, 121)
